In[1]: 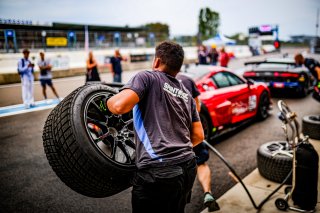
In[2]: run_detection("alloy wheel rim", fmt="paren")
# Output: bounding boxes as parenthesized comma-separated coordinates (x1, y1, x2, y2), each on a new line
(83, 92, 135, 166)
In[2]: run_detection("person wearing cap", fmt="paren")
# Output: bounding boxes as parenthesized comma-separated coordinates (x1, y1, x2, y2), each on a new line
(18, 49, 35, 108)
(107, 41, 204, 213)
(38, 52, 60, 102)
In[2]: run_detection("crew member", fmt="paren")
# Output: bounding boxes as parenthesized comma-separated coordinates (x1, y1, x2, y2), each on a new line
(177, 73, 220, 212)
(107, 41, 204, 213)
(294, 53, 320, 82)
(18, 49, 35, 109)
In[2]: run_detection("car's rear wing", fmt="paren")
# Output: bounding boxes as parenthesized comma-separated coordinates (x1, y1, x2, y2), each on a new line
(244, 61, 297, 66)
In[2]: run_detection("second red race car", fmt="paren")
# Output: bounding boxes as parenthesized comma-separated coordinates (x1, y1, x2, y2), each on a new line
(180, 64, 271, 140)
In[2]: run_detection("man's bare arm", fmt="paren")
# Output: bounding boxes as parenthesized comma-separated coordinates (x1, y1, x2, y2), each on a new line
(107, 89, 139, 115)
(315, 66, 320, 81)
(194, 97, 201, 112)
(191, 121, 204, 147)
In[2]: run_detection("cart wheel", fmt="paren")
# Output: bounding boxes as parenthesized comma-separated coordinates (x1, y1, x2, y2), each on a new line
(275, 198, 288, 211)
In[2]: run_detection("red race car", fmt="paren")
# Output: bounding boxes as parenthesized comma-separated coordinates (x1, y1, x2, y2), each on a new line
(181, 64, 272, 140)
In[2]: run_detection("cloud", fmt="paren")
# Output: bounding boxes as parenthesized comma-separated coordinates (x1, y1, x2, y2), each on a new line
(0, 0, 318, 39)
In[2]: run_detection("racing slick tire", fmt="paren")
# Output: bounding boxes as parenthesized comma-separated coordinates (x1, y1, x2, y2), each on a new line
(256, 91, 270, 121)
(257, 141, 292, 183)
(43, 84, 136, 198)
(302, 115, 320, 140)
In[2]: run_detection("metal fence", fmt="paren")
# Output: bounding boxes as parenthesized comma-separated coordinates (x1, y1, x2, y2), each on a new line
(0, 29, 169, 53)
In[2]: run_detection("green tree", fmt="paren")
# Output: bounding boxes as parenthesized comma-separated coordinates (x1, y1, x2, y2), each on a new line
(145, 22, 170, 42)
(198, 8, 220, 41)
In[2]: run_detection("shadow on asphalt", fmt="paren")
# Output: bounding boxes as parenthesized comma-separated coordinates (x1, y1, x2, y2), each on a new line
(271, 90, 312, 99)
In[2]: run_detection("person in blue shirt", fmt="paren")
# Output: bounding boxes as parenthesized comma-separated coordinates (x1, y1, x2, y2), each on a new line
(109, 49, 126, 83)
(18, 49, 35, 109)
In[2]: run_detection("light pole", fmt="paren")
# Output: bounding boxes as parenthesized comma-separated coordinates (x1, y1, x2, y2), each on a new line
(41, 30, 46, 52)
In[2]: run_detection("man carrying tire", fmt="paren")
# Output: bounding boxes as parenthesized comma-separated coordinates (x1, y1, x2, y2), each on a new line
(176, 73, 220, 212)
(107, 41, 204, 213)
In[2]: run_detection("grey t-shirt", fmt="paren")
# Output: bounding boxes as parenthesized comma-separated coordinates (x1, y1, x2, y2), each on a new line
(37, 59, 52, 79)
(176, 74, 201, 98)
(121, 70, 200, 169)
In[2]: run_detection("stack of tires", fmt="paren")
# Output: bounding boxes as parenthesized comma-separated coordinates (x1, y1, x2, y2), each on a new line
(302, 115, 320, 140)
(257, 115, 320, 184)
(43, 84, 136, 198)
(257, 141, 292, 184)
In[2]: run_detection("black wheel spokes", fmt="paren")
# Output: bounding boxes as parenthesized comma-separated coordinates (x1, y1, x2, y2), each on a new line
(85, 92, 136, 166)
(118, 142, 133, 164)
(110, 140, 118, 160)
(93, 131, 110, 143)
(87, 116, 106, 130)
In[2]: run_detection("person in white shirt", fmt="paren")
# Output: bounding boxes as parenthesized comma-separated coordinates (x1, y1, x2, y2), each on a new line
(38, 52, 60, 102)
(18, 49, 35, 109)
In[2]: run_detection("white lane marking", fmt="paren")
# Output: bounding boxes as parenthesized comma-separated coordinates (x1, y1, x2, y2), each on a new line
(0, 104, 56, 118)
(0, 98, 62, 118)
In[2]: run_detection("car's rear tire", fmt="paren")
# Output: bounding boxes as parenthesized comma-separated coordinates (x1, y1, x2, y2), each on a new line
(43, 84, 136, 198)
(256, 91, 270, 120)
(257, 141, 292, 183)
(302, 115, 320, 140)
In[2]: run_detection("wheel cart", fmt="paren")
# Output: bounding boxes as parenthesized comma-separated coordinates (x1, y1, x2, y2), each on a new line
(274, 100, 318, 212)
(203, 100, 318, 212)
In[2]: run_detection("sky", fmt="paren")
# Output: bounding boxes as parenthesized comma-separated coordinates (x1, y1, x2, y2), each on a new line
(0, 0, 319, 40)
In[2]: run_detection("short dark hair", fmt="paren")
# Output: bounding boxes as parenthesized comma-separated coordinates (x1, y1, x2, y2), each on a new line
(22, 48, 30, 53)
(155, 41, 184, 75)
(294, 53, 304, 65)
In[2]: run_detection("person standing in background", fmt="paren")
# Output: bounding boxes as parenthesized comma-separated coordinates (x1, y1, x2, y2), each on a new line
(198, 45, 208, 65)
(109, 49, 126, 83)
(38, 52, 60, 102)
(219, 47, 230, 67)
(18, 49, 35, 109)
(209, 45, 219, 66)
(86, 51, 101, 82)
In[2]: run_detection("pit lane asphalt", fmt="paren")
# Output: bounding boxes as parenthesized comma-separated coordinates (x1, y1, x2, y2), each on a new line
(1, 91, 319, 213)
(1, 49, 319, 213)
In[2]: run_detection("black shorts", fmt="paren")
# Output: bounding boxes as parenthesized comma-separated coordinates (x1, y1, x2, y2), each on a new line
(193, 142, 209, 165)
(131, 158, 197, 213)
(40, 79, 53, 87)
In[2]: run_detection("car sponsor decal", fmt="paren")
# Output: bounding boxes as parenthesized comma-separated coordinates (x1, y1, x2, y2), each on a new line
(232, 102, 248, 115)
(248, 95, 257, 111)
